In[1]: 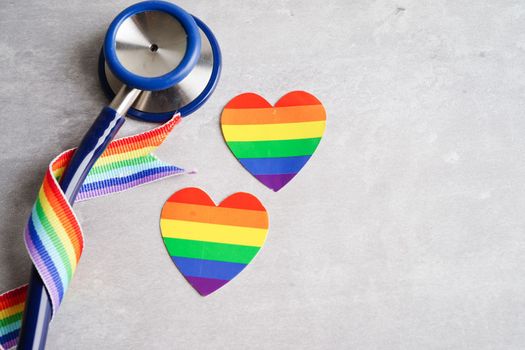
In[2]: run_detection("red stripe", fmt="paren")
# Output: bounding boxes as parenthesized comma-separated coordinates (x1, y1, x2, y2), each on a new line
(224, 93, 272, 109)
(167, 187, 214, 206)
(0, 285, 28, 311)
(224, 91, 322, 110)
(275, 91, 322, 107)
(220, 192, 266, 211)
(167, 188, 266, 212)
(102, 115, 180, 157)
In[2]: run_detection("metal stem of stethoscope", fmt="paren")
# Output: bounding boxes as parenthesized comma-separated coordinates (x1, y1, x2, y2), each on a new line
(16, 1, 222, 348)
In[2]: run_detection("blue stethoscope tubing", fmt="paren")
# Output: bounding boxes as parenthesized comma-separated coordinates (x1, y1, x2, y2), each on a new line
(16, 2, 222, 349)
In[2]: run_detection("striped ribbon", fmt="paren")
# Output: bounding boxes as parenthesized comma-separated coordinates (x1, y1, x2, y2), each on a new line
(0, 114, 184, 349)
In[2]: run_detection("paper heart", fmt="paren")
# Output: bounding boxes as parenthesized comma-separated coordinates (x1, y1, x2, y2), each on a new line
(160, 188, 269, 296)
(221, 91, 326, 191)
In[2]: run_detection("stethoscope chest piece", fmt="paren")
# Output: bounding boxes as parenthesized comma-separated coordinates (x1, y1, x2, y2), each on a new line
(99, 2, 222, 122)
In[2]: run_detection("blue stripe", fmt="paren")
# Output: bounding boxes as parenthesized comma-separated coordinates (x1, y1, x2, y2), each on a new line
(238, 155, 311, 175)
(28, 218, 64, 301)
(0, 329, 19, 346)
(80, 165, 182, 193)
(172, 256, 247, 281)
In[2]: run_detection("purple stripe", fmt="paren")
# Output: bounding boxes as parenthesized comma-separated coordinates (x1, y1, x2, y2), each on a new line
(24, 226, 60, 308)
(80, 166, 181, 192)
(254, 173, 297, 192)
(3, 337, 18, 349)
(185, 276, 230, 296)
(76, 168, 183, 201)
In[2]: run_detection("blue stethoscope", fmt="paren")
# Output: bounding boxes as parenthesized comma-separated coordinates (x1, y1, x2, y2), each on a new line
(18, 2, 221, 349)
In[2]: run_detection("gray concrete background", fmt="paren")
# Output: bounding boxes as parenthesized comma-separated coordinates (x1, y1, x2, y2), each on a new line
(1, 0, 525, 349)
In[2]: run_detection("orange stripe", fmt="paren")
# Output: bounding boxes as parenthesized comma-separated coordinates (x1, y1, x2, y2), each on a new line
(51, 150, 74, 172)
(161, 202, 268, 228)
(102, 136, 151, 157)
(221, 105, 326, 125)
(0, 300, 25, 314)
(43, 172, 82, 260)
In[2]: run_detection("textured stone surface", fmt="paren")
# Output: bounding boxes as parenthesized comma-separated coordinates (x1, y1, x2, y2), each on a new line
(1, 0, 525, 349)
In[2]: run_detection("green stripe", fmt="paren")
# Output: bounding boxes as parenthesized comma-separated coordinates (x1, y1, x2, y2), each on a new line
(0, 317, 21, 336)
(90, 154, 157, 175)
(35, 199, 73, 280)
(227, 138, 321, 158)
(163, 238, 260, 264)
(0, 319, 22, 337)
(0, 312, 22, 329)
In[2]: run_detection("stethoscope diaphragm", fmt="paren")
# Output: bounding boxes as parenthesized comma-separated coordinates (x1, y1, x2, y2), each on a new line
(99, 16, 221, 122)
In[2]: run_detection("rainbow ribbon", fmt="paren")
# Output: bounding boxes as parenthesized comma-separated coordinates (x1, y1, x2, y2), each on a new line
(0, 114, 184, 349)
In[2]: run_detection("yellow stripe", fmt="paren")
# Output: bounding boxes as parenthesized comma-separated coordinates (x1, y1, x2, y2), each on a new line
(221, 121, 326, 141)
(94, 146, 156, 167)
(38, 189, 78, 272)
(53, 167, 65, 179)
(160, 219, 267, 247)
(1, 302, 24, 318)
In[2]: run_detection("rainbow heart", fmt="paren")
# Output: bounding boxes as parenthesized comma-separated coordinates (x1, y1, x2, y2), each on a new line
(221, 91, 326, 191)
(160, 188, 269, 296)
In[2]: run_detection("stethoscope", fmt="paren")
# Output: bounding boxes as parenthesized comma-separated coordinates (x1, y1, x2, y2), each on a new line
(17, 1, 221, 349)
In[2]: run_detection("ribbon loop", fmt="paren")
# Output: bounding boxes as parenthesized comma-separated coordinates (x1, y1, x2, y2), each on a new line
(0, 114, 183, 350)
